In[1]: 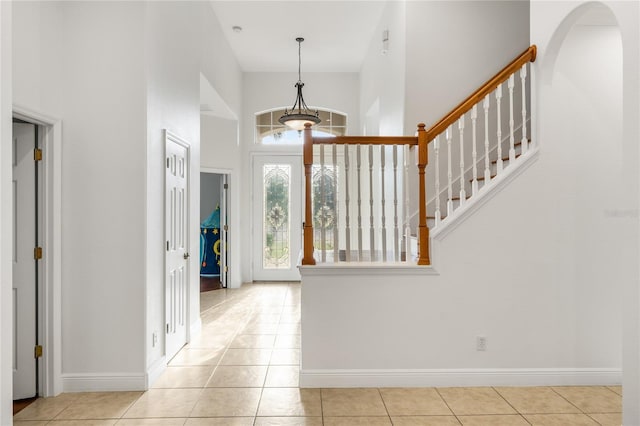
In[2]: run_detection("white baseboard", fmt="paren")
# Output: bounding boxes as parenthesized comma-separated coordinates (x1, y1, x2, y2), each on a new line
(299, 367, 621, 388)
(62, 373, 147, 392)
(146, 356, 167, 389)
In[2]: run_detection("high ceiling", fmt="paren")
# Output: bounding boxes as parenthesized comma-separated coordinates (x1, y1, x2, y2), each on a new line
(209, 1, 387, 73)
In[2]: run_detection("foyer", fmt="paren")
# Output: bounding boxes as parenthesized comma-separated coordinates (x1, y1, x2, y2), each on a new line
(14, 283, 622, 425)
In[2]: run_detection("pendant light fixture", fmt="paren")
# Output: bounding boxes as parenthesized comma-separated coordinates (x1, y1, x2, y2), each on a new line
(278, 37, 321, 130)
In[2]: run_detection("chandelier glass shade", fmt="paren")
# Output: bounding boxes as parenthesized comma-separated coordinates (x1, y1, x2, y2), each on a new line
(278, 37, 320, 130)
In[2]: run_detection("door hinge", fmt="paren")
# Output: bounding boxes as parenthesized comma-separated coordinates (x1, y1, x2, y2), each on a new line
(223, 225, 228, 231)
(166, 323, 170, 333)
(166, 158, 170, 168)
(34, 247, 43, 260)
(34, 148, 43, 162)
(224, 266, 228, 273)
(166, 241, 170, 251)
(34, 345, 43, 358)
(223, 183, 228, 189)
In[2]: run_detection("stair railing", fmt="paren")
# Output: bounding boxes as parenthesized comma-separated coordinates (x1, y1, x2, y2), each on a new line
(426, 46, 537, 225)
(302, 125, 430, 265)
(301, 45, 537, 267)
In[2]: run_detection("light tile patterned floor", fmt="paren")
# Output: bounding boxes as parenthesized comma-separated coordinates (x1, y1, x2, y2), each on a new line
(14, 283, 623, 425)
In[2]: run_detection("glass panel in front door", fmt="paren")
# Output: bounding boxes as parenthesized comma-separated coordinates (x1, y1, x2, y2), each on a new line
(263, 164, 291, 269)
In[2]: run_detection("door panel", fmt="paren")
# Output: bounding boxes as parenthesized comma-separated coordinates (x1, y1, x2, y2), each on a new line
(12, 123, 37, 399)
(165, 132, 189, 361)
(252, 156, 302, 281)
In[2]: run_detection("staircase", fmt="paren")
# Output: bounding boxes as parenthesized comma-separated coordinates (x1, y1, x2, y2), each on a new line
(303, 45, 538, 266)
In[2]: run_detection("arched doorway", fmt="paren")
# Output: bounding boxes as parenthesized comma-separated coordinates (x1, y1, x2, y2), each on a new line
(538, 2, 632, 423)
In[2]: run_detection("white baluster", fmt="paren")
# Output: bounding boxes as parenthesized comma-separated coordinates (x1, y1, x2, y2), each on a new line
(508, 74, 516, 163)
(483, 95, 491, 183)
(458, 115, 466, 206)
(368, 145, 375, 261)
(521, 63, 529, 154)
(344, 145, 351, 262)
(496, 83, 504, 173)
(434, 135, 441, 226)
(332, 144, 339, 263)
(392, 145, 399, 261)
(357, 144, 363, 261)
(380, 146, 387, 262)
(320, 144, 326, 263)
(471, 105, 479, 195)
(403, 145, 411, 261)
(446, 126, 454, 216)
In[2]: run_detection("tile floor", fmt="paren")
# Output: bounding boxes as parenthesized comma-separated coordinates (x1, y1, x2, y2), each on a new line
(14, 283, 623, 425)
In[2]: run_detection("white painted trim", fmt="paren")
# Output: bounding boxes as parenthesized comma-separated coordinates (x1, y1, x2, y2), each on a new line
(145, 356, 167, 389)
(12, 105, 63, 397)
(431, 147, 540, 241)
(62, 373, 146, 392)
(299, 367, 622, 388)
(299, 262, 439, 277)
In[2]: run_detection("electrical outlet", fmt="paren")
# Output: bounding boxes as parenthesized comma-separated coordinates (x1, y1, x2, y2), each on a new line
(476, 336, 487, 351)
(152, 331, 158, 347)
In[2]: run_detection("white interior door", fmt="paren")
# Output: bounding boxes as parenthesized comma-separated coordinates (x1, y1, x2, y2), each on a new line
(165, 131, 189, 361)
(252, 155, 302, 281)
(12, 123, 37, 399)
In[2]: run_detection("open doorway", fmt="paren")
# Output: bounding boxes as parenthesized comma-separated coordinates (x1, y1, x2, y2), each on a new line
(200, 171, 229, 291)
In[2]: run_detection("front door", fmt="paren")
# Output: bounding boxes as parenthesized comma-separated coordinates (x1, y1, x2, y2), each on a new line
(252, 155, 302, 281)
(165, 131, 189, 361)
(12, 122, 38, 399)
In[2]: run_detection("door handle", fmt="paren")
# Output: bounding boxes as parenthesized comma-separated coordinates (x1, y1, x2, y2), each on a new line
(183, 252, 190, 260)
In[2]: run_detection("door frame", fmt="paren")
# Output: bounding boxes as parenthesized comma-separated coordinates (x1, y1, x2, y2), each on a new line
(200, 167, 232, 288)
(12, 105, 62, 397)
(251, 153, 303, 281)
(164, 130, 191, 360)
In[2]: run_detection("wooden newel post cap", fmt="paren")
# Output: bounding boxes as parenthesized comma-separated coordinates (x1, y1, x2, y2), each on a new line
(417, 123, 426, 132)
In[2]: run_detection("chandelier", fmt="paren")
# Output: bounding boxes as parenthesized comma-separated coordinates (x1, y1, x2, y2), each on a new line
(278, 37, 321, 130)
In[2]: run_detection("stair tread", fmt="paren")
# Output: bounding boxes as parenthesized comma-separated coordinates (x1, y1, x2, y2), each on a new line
(491, 153, 522, 164)
(475, 175, 497, 182)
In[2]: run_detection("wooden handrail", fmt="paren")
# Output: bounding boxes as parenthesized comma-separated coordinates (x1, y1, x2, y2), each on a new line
(425, 45, 536, 141)
(313, 136, 418, 146)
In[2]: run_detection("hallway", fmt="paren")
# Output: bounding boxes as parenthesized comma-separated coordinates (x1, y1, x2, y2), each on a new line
(13, 283, 622, 425)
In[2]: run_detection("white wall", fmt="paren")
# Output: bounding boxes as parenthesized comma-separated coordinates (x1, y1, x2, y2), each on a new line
(12, 1, 149, 385)
(0, 1, 13, 422)
(8, 1, 244, 395)
(241, 72, 359, 281)
(359, 1, 406, 137)
(144, 0, 202, 375)
(302, 0, 633, 392)
(530, 1, 640, 422)
(404, 1, 530, 133)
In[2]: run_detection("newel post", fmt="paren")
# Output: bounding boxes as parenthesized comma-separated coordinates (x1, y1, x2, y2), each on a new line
(302, 123, 316, 265)
(417, 123, 431, 265)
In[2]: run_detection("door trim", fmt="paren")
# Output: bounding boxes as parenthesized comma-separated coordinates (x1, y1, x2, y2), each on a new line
(164, 130, 191, 359)
(13, 105, 62, 397)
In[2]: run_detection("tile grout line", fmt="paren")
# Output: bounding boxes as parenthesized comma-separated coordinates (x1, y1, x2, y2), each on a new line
(491, 386, 532, 425)
(375, 387, 393, 424)
(433, 388, 463, 426)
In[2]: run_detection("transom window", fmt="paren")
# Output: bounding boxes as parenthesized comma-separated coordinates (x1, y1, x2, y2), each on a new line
(256, 108, 347, 144)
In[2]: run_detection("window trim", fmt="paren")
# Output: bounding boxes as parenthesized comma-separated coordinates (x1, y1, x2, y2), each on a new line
(255, 107, 348, 145)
